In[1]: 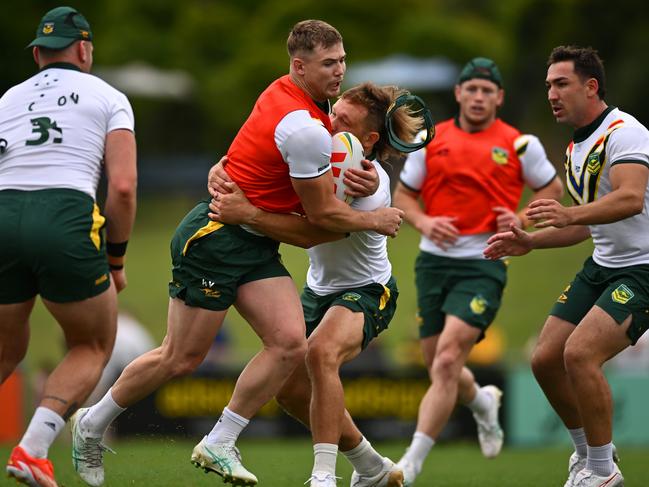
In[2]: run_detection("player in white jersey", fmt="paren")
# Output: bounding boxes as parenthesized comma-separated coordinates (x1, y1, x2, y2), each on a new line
(1, 6, 136, 487)
(209, 82, 432, 487)
(485, 46, 649, 487)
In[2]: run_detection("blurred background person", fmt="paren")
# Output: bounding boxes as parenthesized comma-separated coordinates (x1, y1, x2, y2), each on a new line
(393, 57, 562, 485)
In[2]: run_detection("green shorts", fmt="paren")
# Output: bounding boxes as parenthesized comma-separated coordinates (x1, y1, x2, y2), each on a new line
(301, 277, 399, 350)
(550, 256, 649, 344)
(415, 252, 507, 339)
(0, 189, 110, 303)
(169, 201, 290, 311)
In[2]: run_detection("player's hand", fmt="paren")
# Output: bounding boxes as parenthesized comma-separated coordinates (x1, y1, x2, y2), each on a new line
(110, 268, 127, 293)
(417, 215, 459, 250)
(343, 159, 378, 198)
(373, 207, 405, 237)
(526, 199, 573, 228)
(493, 206, 523, 232)
(208, 181, 260, 225)
(207, 156, 233, 198)
(483, 224, 533, 259)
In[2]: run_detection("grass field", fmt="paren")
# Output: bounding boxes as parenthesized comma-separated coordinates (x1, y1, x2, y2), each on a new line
(2, 438, 648, 486)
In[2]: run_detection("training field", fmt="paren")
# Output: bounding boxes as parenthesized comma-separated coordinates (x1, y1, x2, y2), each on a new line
(2, 438, 648, 486)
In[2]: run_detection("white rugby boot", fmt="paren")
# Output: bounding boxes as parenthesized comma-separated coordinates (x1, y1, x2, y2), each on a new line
(71, 408, 114, 487)
(350, 456, 403, 487)
(395, 457, 418, 487)
(572, 464, 624, 487)
(472, 385, 504, 458)
(191, 436, 258, 486)
(564, 446, 620, 487)
(307, 471, 340, 486)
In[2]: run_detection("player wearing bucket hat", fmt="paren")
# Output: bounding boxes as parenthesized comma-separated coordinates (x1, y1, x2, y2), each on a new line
(28, 6, 93, 50)
(2, 5, 136, 487)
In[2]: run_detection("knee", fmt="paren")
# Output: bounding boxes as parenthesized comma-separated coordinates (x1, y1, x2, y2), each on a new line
(159, 346, 204, 379)
(305, 341, 339, 376)
(271, 334, 307, 368)
(563, 339, 590, 375)
(431, 348, 462, 382)
(531, 342, 563, 379)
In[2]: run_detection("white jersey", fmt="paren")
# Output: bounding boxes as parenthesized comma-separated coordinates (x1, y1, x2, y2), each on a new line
(565, 107, 649, 267)
(306, 161, 392, 295)
(0, 64, 134, 199)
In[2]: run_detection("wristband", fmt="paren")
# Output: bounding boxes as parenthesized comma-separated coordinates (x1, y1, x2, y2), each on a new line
(106, 240, 128, 257)
(109, 263, 124, 271)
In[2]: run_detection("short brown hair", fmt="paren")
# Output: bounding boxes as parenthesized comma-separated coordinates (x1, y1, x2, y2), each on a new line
(287, 20, 342, 57)
(341, 82, 422, 161)
(548, 45, 606, 99)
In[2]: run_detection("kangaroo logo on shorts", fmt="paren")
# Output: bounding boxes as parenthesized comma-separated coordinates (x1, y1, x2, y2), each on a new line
(470, 295, 488, 315)
(611, 284, 634, 304)
(557, 284, 571, 304)
(342, 292, 361, 302)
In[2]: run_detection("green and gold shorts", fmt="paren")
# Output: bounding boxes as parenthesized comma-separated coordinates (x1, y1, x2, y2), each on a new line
(550, 256, 649, 344)
(168, 201, 290, 311)
(0, 189, 110, 303)
(301, 277, 399, 349)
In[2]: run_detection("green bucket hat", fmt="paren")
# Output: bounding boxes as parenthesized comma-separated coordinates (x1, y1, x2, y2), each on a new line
(28, 6, 93, 50)
(457, 57, 503, 88)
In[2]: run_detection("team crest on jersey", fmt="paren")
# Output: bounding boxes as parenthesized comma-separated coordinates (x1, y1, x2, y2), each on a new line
(43, 23, 54, 35)
(586, 153, 602, 175)
(470, 295, 488, 315)
(342, 292, 361, 302)
(611, 284, 634, 304)
(491, 147, 509, 165)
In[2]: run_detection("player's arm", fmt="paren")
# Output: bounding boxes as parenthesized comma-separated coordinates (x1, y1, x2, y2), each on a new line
(282, 121, 402, 236)
(209, 181, 344, 249)
(392, 145, 459, 248)
(484, 224, 591, 260)
(528, 163, 648, 228)
(103, 128, 137, 292)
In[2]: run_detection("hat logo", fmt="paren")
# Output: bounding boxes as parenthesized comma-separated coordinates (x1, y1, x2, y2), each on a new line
(43, 22, 54, 35)
(81, 30, 89, 39)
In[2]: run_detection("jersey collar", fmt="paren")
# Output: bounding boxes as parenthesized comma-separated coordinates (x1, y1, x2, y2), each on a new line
(573, 106, 615, 143)
(40, 62, 82, 72)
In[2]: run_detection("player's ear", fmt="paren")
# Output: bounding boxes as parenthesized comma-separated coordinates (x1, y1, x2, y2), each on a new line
(292, 56, 306, 76)
(32, 47, 40, 65)
(365, 132, 380, 150)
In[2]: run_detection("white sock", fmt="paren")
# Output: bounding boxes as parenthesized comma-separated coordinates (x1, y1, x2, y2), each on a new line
(568, 427, 588, 458)
(402, 431, 435, 474)
(206, 407, 249, 445)
(82, 388, 126, 436)
(466, 384, 492, 416)
(587, 443, 614, 477)
(313, 443, 338, 475)
(19, 407, 65, 458)
(342, 437, 383, 476)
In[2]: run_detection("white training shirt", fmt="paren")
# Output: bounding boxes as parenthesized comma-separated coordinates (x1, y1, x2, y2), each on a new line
(565, 107, 649, 267)
(400, 133, 556, 259)
(0, 64, 134, 199)
(306, 160, 392, 295)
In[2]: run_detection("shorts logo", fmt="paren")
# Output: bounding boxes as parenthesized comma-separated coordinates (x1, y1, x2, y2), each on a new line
(342, 292, 361, 302)
(470, 295, 488, 315)
(43, 23, 54, 35)
(491, 147, 509, 165)
(611, 284, 634, 304)
(201, 278, 221, 298)
(95, 273, 108, 286)
(557, 284, 571, 303)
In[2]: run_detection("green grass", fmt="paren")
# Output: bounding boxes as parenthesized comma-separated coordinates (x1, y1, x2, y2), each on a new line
(2, 438, 647, 486)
